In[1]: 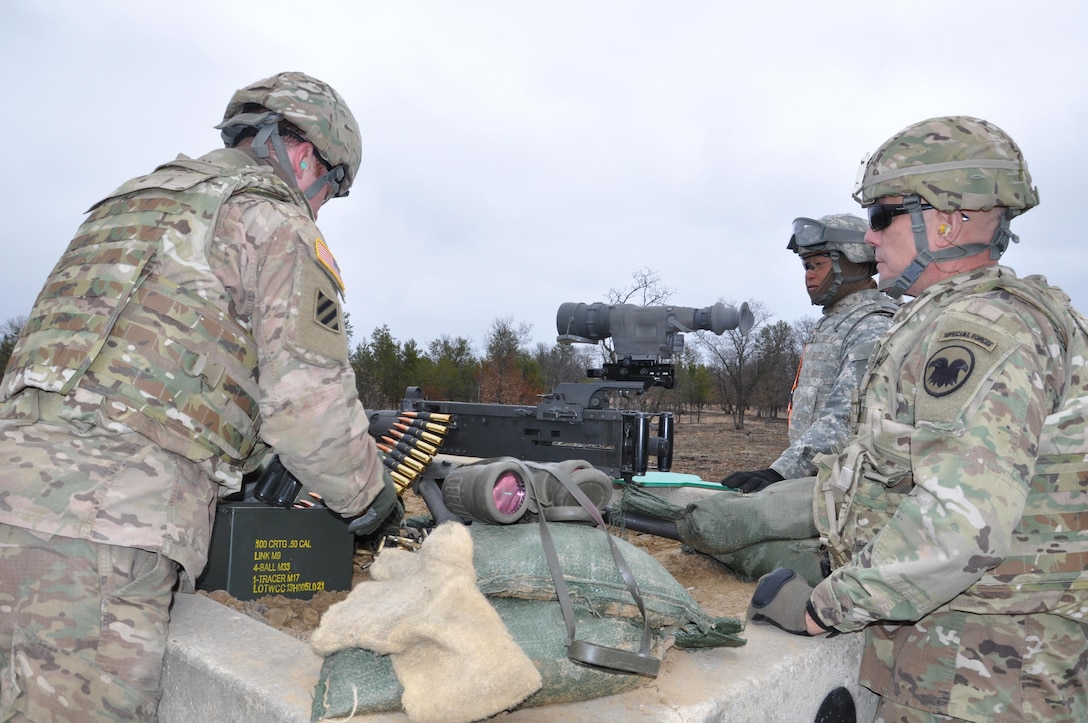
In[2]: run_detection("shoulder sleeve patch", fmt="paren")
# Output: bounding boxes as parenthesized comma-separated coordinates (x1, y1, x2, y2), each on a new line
(922, 344, 976, 397)
(916, 315, 1017, 426)
(292, 262, 348, 364)
(314, 237, 345, 293)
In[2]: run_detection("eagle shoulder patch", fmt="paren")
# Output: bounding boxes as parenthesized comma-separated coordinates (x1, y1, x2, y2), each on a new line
(923, 344, 975, 397)
(916, 315, 1014, 425)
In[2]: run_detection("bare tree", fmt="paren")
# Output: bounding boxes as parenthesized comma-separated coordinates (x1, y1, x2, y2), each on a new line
(673, 344, 712, 422)
(533, 341, 597, 392)
(598, 267, 677, 365)
(699, 300, 771, 430)
(607, 267, 676, 306)
(751, 320, 800, 419)
(0, 316, 27, 377)
(793, 316, 819, 345)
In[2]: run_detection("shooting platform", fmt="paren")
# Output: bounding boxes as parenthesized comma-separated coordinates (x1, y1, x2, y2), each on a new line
(160, 592, 875, 722)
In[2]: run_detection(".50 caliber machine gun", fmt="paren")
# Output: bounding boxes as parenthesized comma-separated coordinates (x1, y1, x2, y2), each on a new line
(368, 301, 754, 487)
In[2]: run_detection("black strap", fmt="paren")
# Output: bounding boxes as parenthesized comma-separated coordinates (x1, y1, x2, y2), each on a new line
(512, 459, 661, 677)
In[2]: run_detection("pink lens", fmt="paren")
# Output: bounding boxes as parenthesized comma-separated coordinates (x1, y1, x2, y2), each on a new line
(492, 471, 527, 515)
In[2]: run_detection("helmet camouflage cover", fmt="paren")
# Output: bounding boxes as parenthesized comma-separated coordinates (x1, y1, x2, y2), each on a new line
(853, 115, 1039, 217)
(220, 71, 361, 196)
(789, 213, 875, 264)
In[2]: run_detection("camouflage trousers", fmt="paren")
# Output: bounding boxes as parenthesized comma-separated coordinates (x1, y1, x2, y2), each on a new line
(0, 524, 178, 722)
(873, 698, 956, 722)
(861, 609, 1088, 723)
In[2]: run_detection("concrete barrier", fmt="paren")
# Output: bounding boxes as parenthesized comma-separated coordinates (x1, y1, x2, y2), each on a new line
(160, 592, 876, 722)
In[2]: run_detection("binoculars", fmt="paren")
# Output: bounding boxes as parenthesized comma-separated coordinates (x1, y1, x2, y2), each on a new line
(440, 458, 615, 525)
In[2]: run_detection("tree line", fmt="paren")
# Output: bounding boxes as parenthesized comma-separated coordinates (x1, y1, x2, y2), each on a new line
(0, 270, 817, 429)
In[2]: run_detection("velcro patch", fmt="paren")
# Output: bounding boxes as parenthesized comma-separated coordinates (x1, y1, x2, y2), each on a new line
(314, 238, 344, 293)
(916, 314, 1015, 426)
(293, 263, 348, 364)
(935, 328, 997, 352)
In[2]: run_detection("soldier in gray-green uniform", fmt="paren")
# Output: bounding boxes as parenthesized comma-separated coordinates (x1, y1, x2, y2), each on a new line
(747, 116, 1088, 722)
(0, 72, 397, 721)
(721, 213, 897, 492)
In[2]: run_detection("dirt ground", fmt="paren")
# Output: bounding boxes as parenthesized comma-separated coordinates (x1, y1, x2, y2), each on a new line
(199, 411, 788, 641)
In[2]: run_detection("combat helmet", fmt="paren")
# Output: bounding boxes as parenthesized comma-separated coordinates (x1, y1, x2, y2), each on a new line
(217, 71, 361, 201)
(788, 214, 876, 306)
(788, 213, 874, 263)
(852, 115, 1038, 297)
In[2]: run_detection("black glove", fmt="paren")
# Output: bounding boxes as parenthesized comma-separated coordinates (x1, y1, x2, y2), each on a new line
(347, 470, 403, 537)
(746, 567, 815, 636)
(720, 468, 784, 493)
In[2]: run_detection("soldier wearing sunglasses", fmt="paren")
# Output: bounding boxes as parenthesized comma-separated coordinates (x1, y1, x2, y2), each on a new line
(748, 116, 1088, 722)
(720, 214, 896, 493)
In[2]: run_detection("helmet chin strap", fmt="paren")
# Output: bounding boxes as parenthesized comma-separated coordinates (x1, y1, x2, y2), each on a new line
(303, 164, 346, 202)
(247, 114, 301, 189)
(880, 194, 999, 299)
(810, 251, 874, 306)
(239, 113, 343, 204)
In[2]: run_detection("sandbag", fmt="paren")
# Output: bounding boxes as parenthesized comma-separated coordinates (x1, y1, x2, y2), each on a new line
(311, 522, 745, 721)
(309, 596, 666, 720)
(710, 538, 826, 587)
(674, 476, 819, 555)
(470, 522, 744, 648)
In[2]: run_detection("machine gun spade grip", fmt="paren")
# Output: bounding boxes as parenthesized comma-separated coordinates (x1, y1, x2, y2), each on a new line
(620, 411, 674, 480)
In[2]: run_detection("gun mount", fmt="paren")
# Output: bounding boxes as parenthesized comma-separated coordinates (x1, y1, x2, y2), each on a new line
(367, 301, 754, 485)
(556, 301, 754, 389)
(369, 383, 673, 484)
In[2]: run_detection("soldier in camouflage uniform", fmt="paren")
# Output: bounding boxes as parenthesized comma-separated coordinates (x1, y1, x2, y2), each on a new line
(614, 215, 896, 584)
(747, 116, 1088, 722)
(721, 213, 897, 492)
(0, 72, 396, 721)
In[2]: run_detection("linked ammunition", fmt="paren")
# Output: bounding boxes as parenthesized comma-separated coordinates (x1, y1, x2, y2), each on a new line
(378, 443, 427, 473)
(401, 410, 453, 424)
(389, 468, 414, 492)
(392, 422, 443, 447)
(381, 435, 434, 465)
(396, 416, 449, 436)
(390, 424, 442, 451)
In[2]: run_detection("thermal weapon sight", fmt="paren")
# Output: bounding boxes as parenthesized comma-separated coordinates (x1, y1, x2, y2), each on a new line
(556, 301, 754, 389)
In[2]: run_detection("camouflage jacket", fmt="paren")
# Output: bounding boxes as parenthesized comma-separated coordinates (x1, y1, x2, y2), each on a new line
(771, 289, 896, 479)
(809, 266, 1088, 721)
(0, 148, 384, 586)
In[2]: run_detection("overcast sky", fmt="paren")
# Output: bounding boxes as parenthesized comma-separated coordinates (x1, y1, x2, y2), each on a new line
(4, 1, 1086, 355)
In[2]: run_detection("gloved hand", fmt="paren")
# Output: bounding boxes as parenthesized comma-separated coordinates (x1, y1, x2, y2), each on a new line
(347, 470, 403, 538)
(720, 468, 784, 493)
(746, 567, 815, 636)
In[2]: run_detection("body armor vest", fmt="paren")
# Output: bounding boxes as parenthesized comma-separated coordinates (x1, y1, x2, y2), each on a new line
(1, 150, 301, 466)
(815, 269, 1088, 620)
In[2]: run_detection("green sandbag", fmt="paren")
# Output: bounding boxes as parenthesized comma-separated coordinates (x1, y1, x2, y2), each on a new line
(311, 523, 746, 721)
(489, 597, 664, 707)
(674, 476, 819, 555)
(470, 523, 744, 649)
(311, 597, 666, 720)
(710, 538, 826, 587)
(311, 647, 401, 720)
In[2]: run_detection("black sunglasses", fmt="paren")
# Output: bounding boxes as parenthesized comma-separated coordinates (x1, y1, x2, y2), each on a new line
(867, 202, 935, 231)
